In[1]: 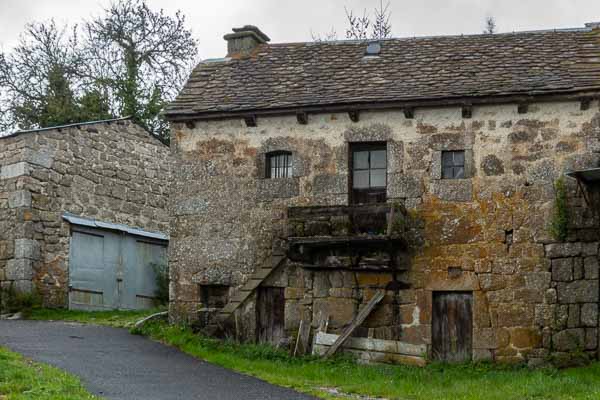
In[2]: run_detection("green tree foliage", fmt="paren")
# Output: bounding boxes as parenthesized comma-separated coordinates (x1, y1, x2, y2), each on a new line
(0, 0, 198, 144)
(84, 0, 198, 143)
(0, 21, 93, 131)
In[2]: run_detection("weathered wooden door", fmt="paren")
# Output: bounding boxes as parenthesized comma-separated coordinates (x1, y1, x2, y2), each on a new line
(256, 287, 285, 345)
(432, 291, 473, 362)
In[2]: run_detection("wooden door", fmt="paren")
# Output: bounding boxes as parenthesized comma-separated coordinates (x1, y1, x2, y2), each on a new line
(256, 287, 285, 346)
(432, 291, 473, 362)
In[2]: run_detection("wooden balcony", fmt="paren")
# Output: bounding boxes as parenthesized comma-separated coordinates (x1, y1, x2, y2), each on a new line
(286, 204, 408, 271)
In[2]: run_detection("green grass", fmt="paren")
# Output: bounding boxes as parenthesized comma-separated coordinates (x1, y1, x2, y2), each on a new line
(134, 321, 600, 400)
(28, 309, 600, 400)
(28, 307, 165, 328)
(0, 346, 97, 400)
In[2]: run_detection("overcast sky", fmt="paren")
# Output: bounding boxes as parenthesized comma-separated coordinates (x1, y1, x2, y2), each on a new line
(1, 0, 600, 59)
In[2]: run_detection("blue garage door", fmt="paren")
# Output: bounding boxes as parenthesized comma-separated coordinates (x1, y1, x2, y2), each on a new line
(68, 226, 167, 311)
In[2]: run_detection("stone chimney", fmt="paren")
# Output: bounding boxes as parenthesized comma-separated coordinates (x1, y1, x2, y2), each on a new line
(224, 25, 270, 57)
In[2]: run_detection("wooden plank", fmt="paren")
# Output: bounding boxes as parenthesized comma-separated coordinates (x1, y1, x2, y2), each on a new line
(314, 332, 426, 357)
(432, 291, 473, 362)
(323, 289, 385, 358)
(293, 320, 311, 356)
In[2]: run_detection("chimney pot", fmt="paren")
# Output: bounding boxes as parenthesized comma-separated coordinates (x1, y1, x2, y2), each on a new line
(224, 25, 270, 57)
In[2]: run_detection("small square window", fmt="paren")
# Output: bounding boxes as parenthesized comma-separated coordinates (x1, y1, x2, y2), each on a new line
(199, 284, 229, 309)
(441, 150, 465, 179)
(266, 151, 292, 178)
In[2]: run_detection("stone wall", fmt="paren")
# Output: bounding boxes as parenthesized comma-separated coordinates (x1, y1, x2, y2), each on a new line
(0, 120, 171, 308)
(169, 100, 600, 363)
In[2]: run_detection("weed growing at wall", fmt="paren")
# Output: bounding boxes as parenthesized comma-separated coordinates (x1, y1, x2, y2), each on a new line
(0, 285, 42, 315)
(152, 263, 169, 306)
(551, 178, 569, 242)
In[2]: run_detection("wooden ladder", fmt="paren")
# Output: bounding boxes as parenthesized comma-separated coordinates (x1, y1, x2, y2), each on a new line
(218, 253, 286, 323)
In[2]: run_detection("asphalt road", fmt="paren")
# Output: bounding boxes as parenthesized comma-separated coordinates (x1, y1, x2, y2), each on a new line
(0, 320, 317, 400)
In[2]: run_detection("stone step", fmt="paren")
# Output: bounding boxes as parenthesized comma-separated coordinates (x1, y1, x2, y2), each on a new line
(218, 257, 287, 321)
(272, 255, 286, 267)
(252, 268, 274, 280)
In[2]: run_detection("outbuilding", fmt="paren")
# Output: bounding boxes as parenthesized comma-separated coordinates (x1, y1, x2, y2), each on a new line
(0, 118, 170, 310)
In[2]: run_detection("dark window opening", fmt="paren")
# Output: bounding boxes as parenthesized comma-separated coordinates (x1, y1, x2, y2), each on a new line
(350, 143, 387, 204)
(442, 150, 465, 179)
(199, 284, 229, 309)
(266, 151, 292, 178)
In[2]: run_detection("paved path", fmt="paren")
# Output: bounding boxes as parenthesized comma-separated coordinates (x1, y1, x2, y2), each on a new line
(0, 320, 317, 400)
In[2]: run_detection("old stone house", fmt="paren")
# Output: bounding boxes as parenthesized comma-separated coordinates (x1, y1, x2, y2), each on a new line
(165, 24, 600, 365)
(0, 118, 170, 311)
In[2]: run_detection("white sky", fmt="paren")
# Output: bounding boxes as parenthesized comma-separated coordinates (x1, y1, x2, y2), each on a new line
(1, 0, 600, 59)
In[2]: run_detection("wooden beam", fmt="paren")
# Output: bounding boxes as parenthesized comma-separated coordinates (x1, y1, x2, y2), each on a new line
(403, 108, 414, 119)
(581, 98, 591, 110)
(166, 89, 600, 122)
(461, 105, 472, 119)
(324, 289, 385, 358)
(244, 115, 257, 127)
(296, 112, 308, 125)
(348, 110, 360, 123)
(517, 103, 529, 114)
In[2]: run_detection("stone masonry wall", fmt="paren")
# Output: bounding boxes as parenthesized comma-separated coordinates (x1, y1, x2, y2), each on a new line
(0, 120, 171, 308)
(170, 101, 600, 363)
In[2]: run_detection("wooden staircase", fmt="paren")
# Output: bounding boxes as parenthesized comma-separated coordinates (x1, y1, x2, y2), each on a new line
(218, 253, 287, 323)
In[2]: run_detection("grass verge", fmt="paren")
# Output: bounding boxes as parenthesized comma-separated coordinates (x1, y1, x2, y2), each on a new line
(27, 308, 165, 328)
(0, 346, 97, 400)
(134, 321, 600, 400)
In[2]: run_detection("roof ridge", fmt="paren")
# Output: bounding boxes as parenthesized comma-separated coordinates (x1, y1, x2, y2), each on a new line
(267, 26, 592, 47)
(3, 116, 133, 138)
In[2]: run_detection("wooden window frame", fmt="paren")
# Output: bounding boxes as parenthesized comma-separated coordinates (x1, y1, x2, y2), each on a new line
(441, 150, 466, 180)
(266, 151, 293, 179)
(349, 142, 387, 205)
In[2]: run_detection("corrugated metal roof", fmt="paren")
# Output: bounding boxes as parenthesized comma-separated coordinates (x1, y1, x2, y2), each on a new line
(63, 213, 169, 241)
(2, 117, 132, 139)
(566, 168, 600, 184)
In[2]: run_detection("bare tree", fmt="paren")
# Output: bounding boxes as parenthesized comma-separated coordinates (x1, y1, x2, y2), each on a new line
(345, 7, 371, 40)
(312, 1, 392, 42)
(372, 0, 392, 39)
(311, 27, 338, 42)
(484, 16, 497, 34)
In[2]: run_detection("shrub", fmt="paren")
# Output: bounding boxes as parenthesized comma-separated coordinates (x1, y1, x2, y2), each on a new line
(551, 178, 569, 242)
(1, 285, 42, 315)
(152, 263, 169, 306)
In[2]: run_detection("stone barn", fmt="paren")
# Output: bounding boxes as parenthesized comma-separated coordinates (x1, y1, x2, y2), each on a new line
(0, 118, 170, 311)
(165, 24, 600, 365)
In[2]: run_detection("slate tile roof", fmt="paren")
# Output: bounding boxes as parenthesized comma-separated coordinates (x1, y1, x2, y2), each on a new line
(165, 28, 600, 119)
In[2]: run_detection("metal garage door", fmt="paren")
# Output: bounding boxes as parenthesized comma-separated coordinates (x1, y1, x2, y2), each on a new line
(68, 224, 168, 311)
